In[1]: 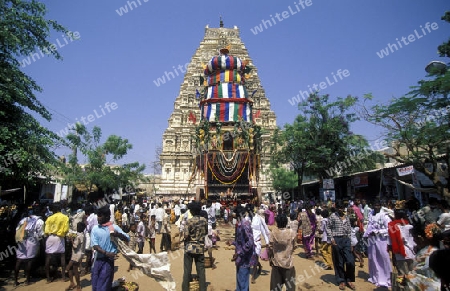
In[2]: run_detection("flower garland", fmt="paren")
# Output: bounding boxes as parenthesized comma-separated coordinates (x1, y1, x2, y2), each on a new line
(425, 222, 441, 239)
(207, 153, 249, 184)
(208, 151, 246, 176)
(220, 149, 238, 162)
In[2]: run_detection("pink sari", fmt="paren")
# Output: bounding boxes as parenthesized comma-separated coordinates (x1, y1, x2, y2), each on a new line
(265, 209, 275, 225)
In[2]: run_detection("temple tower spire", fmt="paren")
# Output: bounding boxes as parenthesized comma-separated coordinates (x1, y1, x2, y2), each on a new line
(158, 24, 277, 199)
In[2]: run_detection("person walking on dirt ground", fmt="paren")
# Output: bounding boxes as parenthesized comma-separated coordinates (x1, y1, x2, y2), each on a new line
(147, 215, 157, 253)
(319, 208, 333, 270)
(136, 213, 146, 254)
(251, 208, 270, 284)
(44, 203, 70, 283)
(14, 206, 44, 286)
(65, 221, 86, 291)
(83, 205, 97, 275)
(227, 205, 256, 291)
(91, 205, 129, 291)
(160, 211, 171, 252)
(268, 213, 297, 291)
(326, 202, 356, 290)
(182, 201, 208, 291)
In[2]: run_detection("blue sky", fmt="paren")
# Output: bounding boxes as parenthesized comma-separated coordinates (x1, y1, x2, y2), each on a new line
(25, 1, 449, 173)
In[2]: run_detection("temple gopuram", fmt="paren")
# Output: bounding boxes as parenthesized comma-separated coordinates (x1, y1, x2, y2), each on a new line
(158, 21, 277, 201)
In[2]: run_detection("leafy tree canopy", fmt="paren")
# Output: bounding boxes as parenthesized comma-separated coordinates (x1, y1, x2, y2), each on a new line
(0, 0, 68, 187)
(63, 123, 147, 197)
(269, 166, 297, 194)
(271, 93, 381, 194)
(361, 11, 450, 198)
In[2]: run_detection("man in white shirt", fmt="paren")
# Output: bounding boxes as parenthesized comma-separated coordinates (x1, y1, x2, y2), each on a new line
(122, 209, 129, 233)
(174, 200, 181, 222)
(109, 204, 115, 223)
(251, 208, 270, 283)
(214, 200, 222, 221)
(134, 203, 140, 216)
(84, 205, 98, 274)
(155, 203, 165, 234)
(148, 203, 156, 220)
(437, 200, 450, 231)
(137, 213, 146, 254)
(180, 200, 187, 212)
(206, 200, 216, 227)
(362, 200, 371, 225)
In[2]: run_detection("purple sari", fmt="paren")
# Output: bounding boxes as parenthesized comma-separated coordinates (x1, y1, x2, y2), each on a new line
(301, 212, 317, 257)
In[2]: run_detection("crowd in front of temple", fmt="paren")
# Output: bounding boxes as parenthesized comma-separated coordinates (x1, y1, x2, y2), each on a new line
(4, 194, 450, 291)
(264, 196, 450, 291)
(177, 196, 450, 291)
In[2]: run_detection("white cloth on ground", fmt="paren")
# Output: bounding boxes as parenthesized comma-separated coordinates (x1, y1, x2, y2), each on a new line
(115, 237, 176, 291)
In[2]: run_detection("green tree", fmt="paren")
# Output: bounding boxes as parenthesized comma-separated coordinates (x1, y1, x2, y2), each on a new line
(0, 0, 68, 188)
(415, 11, 450, 101)
(361, 11, 450, 199)
(269, 166, 297, 197)
(63, 123, 146, 200)
(272, 93, 381, 198)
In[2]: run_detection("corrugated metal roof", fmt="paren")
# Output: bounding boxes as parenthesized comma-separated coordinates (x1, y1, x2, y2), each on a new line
(382, 162, 404, 169)
(302, 180, 320, 185)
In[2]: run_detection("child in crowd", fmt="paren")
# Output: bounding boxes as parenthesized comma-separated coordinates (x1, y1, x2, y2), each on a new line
(350, 218, 364, 268)
(211, 222, 220, 249)
(66, 222, 86, 291)
(314, 208, 323, 256)
(223, 205, 230, 224)
(127, 223, 138, 272)
(160, 211, 171, 252)
(177, 209, 185, 242)
(137, 213, 146, 254)
(148, 215, 157, 253)
(320, 209, 333, 270)
(288, 212, 299, 232)
(388, 206, 416, 280)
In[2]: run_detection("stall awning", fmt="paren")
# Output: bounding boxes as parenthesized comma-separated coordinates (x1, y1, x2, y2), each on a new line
(0, 188, 21, 196)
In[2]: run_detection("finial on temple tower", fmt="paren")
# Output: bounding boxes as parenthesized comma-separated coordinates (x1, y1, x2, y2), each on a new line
(220, 16, 223, 28)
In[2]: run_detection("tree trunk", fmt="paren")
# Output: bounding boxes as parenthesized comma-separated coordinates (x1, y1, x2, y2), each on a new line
(297, 162, 305, 200)
(297, 171, 303, 200)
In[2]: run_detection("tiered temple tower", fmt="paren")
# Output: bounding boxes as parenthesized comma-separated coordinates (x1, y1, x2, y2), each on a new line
(158, 22, 277, 199)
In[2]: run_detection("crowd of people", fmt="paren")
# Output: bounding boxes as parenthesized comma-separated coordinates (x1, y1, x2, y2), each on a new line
(179, 196, 450, 291)
(280, 196, 450, 291)
(5, 194, 450, 290)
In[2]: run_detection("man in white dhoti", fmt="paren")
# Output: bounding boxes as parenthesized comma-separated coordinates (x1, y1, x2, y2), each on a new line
(14, 206, 44, 286)
(251, 208, 270, 284)
(44, 203, 69, 283)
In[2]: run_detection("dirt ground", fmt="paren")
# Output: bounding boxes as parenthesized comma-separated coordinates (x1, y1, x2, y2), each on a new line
(0, 221, 387, 291)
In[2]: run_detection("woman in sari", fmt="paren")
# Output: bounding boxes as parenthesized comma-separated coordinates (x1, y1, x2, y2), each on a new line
(299, 206, 316, 259)
(265, 205, 276, 227)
